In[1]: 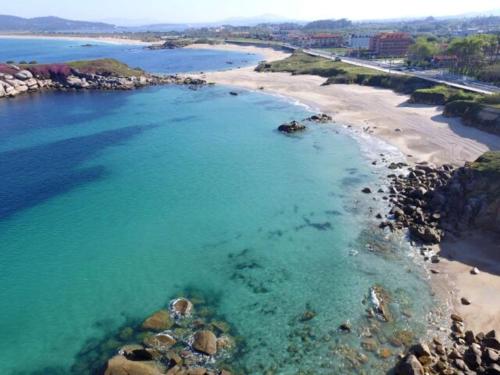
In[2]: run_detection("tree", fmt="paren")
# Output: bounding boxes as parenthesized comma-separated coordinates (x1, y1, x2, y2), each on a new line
(408, 37, 438, 66)
(447, 35, 487, 75)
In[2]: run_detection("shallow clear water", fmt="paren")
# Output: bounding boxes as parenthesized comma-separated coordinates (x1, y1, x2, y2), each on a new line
(0, 85, 435, 375)
(0, 37, 261, 73)
(0, 39, 437, 375)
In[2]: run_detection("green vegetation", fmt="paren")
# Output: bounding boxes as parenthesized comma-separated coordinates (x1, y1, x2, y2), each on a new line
(476, 63, 500, 86)
(67, 59, 144, 77)
(471, 151, 500, 176)
(257, 51, 500, 136)
(225, 38, 283, 46)
(317, 47, 348, 56)
(256, 51, 433, 94)
(256, 50, 378, 77)
(448, 34, 499, 75)
(478, 93, 500, 107)
(408, 37, 439, 67)
(410, 85, 479, 105)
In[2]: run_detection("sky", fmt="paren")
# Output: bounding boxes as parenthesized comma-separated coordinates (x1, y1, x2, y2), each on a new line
(2, 0, 500, 24)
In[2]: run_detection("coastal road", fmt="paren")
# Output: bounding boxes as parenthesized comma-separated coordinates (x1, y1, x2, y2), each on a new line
(285, 45, 500, 95)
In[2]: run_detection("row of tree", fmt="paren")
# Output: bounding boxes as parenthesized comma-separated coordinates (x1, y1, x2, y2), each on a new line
(408, 34, 500, 77)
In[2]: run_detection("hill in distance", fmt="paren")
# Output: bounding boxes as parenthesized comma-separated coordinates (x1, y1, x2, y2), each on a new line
(0, 15, 116, 32)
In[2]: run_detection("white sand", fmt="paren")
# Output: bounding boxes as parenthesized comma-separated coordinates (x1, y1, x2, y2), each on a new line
(187, 43, 289, 64)
(193, 43, 500, 334)
(197, 64, 500, 167)
(434, 233, 500, 333)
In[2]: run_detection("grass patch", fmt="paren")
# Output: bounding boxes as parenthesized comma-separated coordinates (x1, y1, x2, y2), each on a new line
(478, 93, 500, 107)
(256, 51, 432, 94)
(410, 85, 480, 105)
(471, 151, 500, 176)
(256, 50, 378, 78)
(67, 59, 144, 77)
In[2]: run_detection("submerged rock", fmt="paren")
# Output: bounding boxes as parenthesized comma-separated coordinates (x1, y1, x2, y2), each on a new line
(104, 355, 165, 375)
(299, 310, 317, 322)
(142, 310, 173, 331)
(144, 333, 177, 351)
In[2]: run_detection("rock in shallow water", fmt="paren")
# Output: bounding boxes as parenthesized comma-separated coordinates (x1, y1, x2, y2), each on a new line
(142, 310, 173, 331)
(192, 330, 217, 356)
(104, 355, 165, 375)
(277, 120, 306, 133)
(170, 298, 193, 318)
(395, 354, 424, 375)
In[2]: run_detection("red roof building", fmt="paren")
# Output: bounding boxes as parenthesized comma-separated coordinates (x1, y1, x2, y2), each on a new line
(369, 33, 414, 57)
(307, 33, 344, 48)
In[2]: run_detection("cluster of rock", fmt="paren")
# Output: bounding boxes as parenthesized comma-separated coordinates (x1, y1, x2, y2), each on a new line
(103, 297, 235, 375)
(373, 151, 500, 245)
(395, 315, 499, 375)
(0, 64, 206, 99)
(148, 39, 193, 50)
(277, 120, 306, 133)
(305, 113, 332, 123)
(277, 113, 333, 133)
(375, 161, 456, 245)
(438, 156, 500, 235)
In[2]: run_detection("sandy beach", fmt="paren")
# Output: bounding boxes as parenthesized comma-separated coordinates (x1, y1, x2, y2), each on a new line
(195, 43, 500, 333)
(195, 47, 500, 167)
(0, 34, 151, 45)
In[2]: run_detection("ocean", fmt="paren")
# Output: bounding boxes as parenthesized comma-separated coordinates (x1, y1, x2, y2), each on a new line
(0, 38, 436, 374)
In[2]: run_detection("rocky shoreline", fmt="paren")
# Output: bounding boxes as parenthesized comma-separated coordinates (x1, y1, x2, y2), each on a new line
(103, 296, 236, 375)
(394, 317, 499, 375)
(0, 60, 206, 99)
(357, 151, 500, 374)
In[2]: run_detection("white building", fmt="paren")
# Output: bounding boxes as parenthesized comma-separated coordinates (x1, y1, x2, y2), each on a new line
(347, 34, 373, 49)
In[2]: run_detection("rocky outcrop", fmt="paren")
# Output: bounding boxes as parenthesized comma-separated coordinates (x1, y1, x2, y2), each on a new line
(379, 162, 454, 244)
(377, 151, 500, 246)
(96, 296, 236, 375)
(393, 317, 500, 375)
(305, 113, 332, 123)
(148, 39, 192, 50)
(439, 152, 500, 235)
(277, 120, 306, 133)
(0, 62, 207, 100)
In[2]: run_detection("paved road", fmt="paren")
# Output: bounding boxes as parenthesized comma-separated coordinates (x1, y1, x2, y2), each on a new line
(284, 45, 500, 95)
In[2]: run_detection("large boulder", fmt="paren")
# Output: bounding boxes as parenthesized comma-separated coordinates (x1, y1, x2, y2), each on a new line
(15, 70, 33, 80)
(409, 224, 442, 244)
(104, 355, 164, 375)
(25, 78, 38, 90)
(170, 298, 193, 318)
(142, 310, 173, 331)
(395, 354, 425, 375)
(66, 75, 84, 88)
(192, 330, 217, 355)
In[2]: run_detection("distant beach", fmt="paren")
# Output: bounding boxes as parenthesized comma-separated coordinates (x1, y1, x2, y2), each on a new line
(0, 33, 152, 46)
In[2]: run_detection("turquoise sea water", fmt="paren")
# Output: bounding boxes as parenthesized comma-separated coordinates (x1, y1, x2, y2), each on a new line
(0, 37, 261, 73)
(0, 41, 437, 374)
